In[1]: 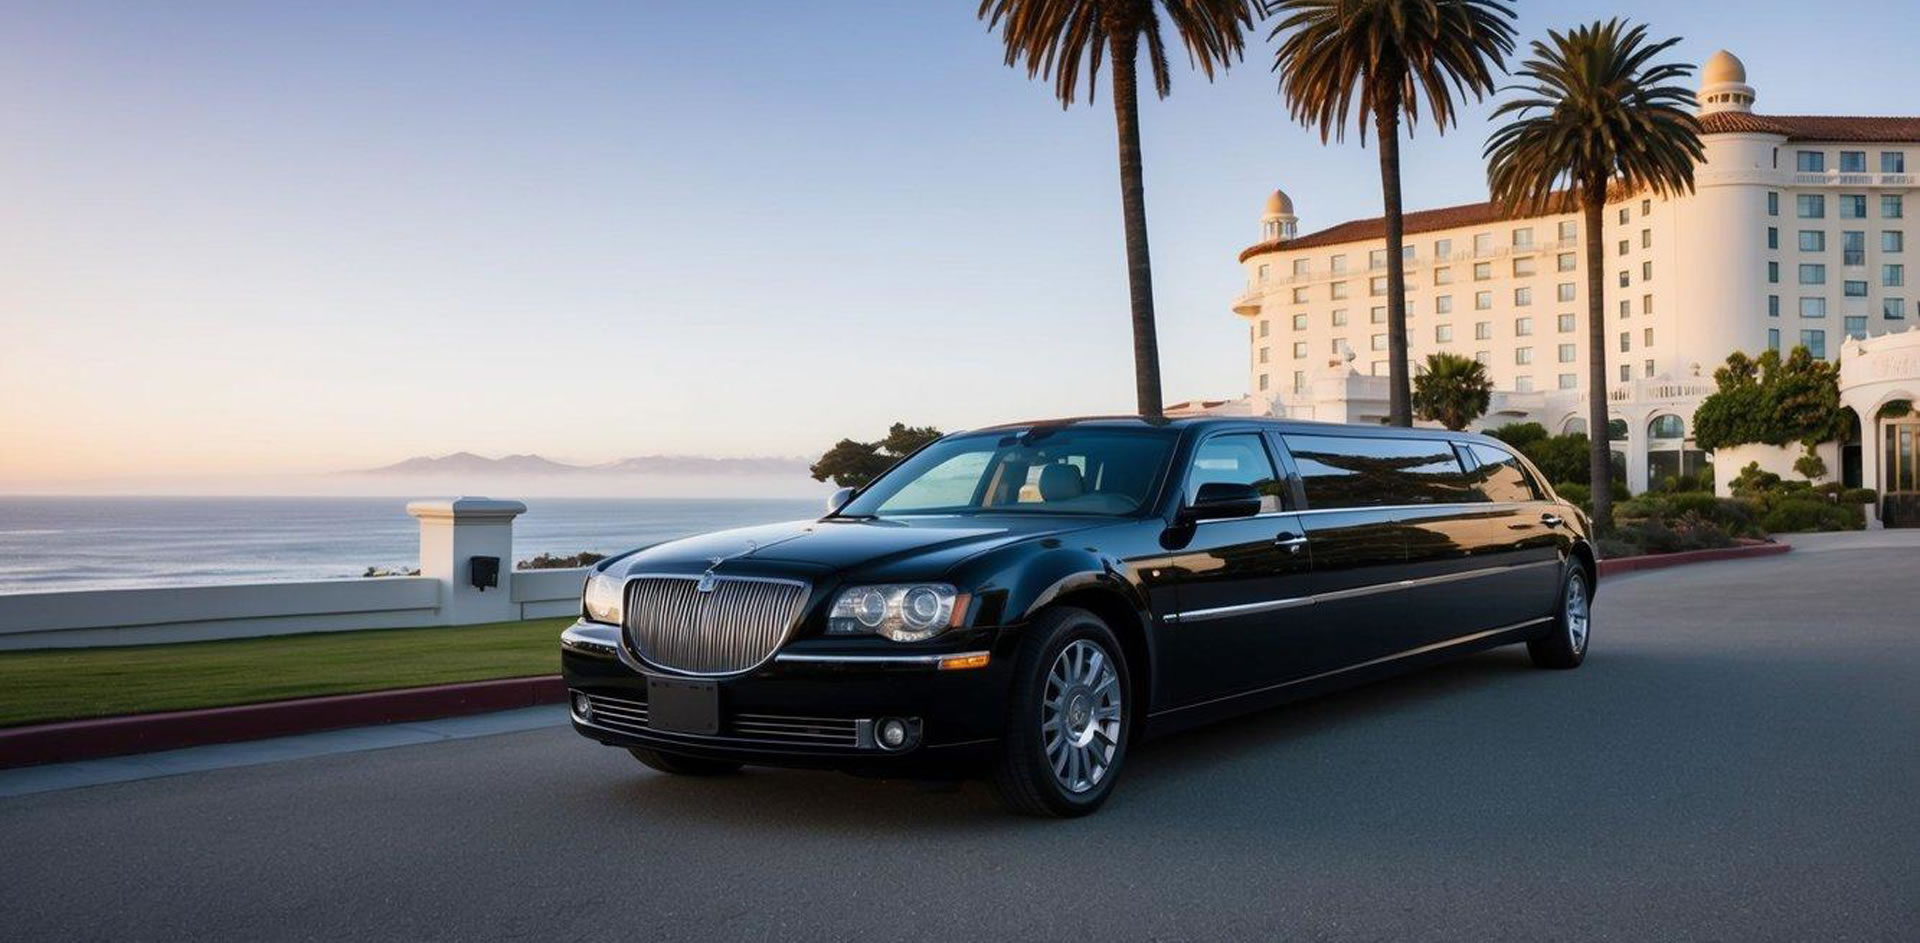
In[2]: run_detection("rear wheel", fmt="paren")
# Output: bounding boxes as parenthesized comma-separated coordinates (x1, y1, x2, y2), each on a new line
(627, 747, 742, 776)
(990, 607, 1131, 817)
(1528, 565, 1591, 669)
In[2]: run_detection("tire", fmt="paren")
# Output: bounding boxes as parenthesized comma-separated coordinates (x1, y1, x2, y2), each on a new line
(1528, 564, 1592, 670)
(627, 747, 742, 776)
(989, 607, 1132, 818)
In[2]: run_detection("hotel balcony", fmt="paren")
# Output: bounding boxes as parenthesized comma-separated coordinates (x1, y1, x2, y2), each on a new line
(1790, 171, 1915, 187)
(1232, 284, 1265, 317)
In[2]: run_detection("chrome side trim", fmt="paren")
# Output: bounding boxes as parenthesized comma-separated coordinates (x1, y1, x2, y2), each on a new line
(1164, 559, 1559, 623)
(772, 650, 991, 668)
(1151, 616, 1554, 718)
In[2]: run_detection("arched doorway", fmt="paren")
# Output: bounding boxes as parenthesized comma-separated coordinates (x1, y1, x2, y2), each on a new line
(1881, 401, 1919, 526)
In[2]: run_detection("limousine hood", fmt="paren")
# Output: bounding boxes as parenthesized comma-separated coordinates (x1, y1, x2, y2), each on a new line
(613, 515, 1101, 579)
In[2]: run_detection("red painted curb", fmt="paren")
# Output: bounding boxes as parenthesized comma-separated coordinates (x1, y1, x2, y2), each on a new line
(1597, 541, 1791, 577)
(0, 675, 566, 770)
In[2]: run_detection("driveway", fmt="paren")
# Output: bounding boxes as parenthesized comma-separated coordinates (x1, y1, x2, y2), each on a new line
(2, 534, 1915, 941)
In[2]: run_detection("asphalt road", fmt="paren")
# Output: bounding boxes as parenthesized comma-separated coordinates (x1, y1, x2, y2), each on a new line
(4, 539, 1917, 942)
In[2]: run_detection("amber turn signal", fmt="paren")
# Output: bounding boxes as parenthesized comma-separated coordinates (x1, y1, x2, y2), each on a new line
(937, 653, 991, 671)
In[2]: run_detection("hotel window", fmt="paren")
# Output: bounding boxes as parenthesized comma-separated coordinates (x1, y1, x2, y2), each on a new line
(1292, 313, 1308, 330)
(1768, 261, 1780, 283)
(1644, 360, 1655, 378)
(1802, 329, 1826, 359)
(1558, 221, 1577, 242)
(1330, 281, 1349, 300)
(1769, 295, 1780, 318)
(1259, 321, 1271, 339)
(1332, 309, 1349, 326)
(1888, 264, 1907, 287)
(1639, 295, 1651, 316)
(1514, 287, 1533, 307)
(1644, 327, 1654, 347)
(1768, 328, 1780, 352)
(1476, 350, 1491, 365)
(1371, 361, 1388, 377)
(1641, 229, 1652, 249)
(1259, 347, 1271, 363)
(1886, 195, 1905, 219)
(1767, 227, 1778, 250)
(1330, 254, 1348, 273)
(1797, 151, 1825, 172)
(1515, 316, 1533, 335)
(1515, 376, 1534, 393)
(1436, 295, 1453, 314)
(1798, 194, 1825, 218)
(1371, 333, 1387, 351)
(1475, 291, 1492, 310)
(1558, 343, 1576, 363)
(1331, 338, 1345, 353)
(1475, 321, 1492, 340)
(1371, 306, 1386, 323)
(1619, 332, 1630, 353)
(1369, 249, 1387, 270)
(1887, 298, 1907, 319)
(1557, 252, 1576, 272)
(1292, 259, 1310, 276)
(1886, 231, 1905, 253)
(1435, 324, 1453, 342)
(1846, 316, 1868, 339)
(1370, 276, 1387, 296)
(1293, 341, 1308, 358)
(1557, 283, 1575, 302)
(1843, 231, 1865, 265)
(1801, 297, 1827, 318)
(1767, 192, 1780, 216)
(1619, 299, 1631, 319)
(1641, 199, 1652, 216)
(1293, 370, 1307, 393)
(1844, 280, 1868, 297)
(1434, 238, 1452, 258)
(1513, 257, 1536, 277)
(1558, 313, 1576, 333)
(1513, 227, 1534, 248)
(1799, 263, 1826, 285)
(1618, 270, 1629, 288)
(1434, 266, 1453, 285)
(1558, 373, 1577, 390)
(1258, 373, 1270, 391)
(1618, 239, 1629, 257)
(1257, 264, 1271, 284)
(1799, 230, 1825, 252)
(1515, 347, 1533, 365)
(1618, 207, 1629, 225)
(1619, 364, 1631, 382)
(1473, 262, 1492, 280)
(1293, 287, 1310, 303)
(1884, 151, 1907, 173)
(1840, 151, 1867, 173)
(1473, 233, 1493, 254)
(1642, 261, 1652, 281)
(1839, 194, 1867, 219)
(1402, 245, 1415, 264)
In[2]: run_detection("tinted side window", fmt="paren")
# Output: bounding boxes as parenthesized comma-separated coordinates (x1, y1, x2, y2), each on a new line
(1467, 443, 1545, 502)
(1185, 433, 1284, 512)
(1283, 435, 1474, 509)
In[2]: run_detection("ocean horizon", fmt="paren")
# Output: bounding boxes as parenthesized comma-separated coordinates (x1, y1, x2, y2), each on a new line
(0, 495, 825, 595)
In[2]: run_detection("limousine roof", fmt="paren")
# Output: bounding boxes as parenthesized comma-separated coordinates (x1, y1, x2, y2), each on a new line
(968, 415, 1500, 443)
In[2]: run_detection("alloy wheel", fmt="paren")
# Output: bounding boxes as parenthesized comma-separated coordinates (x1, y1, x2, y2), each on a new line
(1042, 639, 1123, 794)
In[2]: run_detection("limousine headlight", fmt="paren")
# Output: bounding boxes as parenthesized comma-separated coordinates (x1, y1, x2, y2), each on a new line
(828, 583, 965, 642)
(583, 571, 624, 625)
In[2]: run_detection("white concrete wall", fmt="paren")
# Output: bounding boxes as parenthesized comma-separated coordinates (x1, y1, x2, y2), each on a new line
(1714, 441, 1842, 497)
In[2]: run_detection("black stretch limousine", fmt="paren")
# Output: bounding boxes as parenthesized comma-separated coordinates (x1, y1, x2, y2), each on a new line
(562, 417, 1596, 816)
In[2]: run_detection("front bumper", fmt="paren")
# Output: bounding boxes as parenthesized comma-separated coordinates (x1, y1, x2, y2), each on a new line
(559, 620, 1015, 773)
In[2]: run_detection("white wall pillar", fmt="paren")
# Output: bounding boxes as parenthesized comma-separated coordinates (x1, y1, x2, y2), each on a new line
(407, 497, 527, 626)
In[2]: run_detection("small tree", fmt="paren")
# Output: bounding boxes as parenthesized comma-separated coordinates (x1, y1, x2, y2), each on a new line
(1411, 352, 1493, 431)
(1692, 347, 1844, 452)
(810, 423, 944, 488)
(1793, 444, 1827, 482)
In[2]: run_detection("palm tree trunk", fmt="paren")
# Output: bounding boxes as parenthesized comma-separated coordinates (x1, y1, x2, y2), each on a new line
(1107, 32, 1163, 419)
(1374, 103, 1411, 426)
(1583, 188, 1614, 532)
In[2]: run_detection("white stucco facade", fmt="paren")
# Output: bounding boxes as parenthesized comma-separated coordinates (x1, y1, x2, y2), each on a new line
(1228, 49, 1919, 499)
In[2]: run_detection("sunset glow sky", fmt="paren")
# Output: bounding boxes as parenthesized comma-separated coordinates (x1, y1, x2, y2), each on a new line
(4, 0, 1917, 491)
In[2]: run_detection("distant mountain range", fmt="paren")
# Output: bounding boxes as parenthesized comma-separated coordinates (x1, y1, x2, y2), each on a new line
(350, 451, 810, 477)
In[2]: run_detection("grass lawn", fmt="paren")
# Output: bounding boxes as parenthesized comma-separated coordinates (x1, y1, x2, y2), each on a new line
(0, 617, 574, 728)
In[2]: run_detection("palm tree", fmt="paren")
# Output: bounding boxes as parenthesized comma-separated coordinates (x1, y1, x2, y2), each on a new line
(978, 0, 1265, 418)
(1269, 0, 1517, 427)
(1485, 19, 1702, 531)
(1412, 351, 1492, 430)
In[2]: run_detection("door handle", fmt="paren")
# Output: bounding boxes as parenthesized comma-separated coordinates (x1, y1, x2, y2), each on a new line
(1541, 513, 1564, 528)
(1274, 532, 1308, 554)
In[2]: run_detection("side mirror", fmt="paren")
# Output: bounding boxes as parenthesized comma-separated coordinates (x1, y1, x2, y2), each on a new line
(1178, 481, 1263, 524)
(826, 487, 857, 514)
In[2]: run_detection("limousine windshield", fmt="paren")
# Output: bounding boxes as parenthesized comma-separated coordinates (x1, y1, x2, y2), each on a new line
(837, 426, 1177, 517)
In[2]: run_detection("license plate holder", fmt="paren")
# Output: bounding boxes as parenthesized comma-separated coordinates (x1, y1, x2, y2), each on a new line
(646, 676, 720, 735)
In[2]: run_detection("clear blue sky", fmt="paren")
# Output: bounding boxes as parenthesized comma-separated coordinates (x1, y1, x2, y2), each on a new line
(3, 0, 1917, 485)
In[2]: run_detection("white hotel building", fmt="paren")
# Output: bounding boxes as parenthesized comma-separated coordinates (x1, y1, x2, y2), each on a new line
(1227, 50, 1920, 505)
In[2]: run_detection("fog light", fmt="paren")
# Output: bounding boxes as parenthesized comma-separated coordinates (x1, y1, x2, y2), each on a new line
(572, 692, 593, 720)
(878, 718, 908, 750)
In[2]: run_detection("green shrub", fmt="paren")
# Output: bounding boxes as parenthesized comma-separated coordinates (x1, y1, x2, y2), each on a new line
(1840, 488, 1879, 505)
(1613, 511, 1736, 554)
(1812, 481, 1845, 498)
(1553, 481, 1591, 513)
(1760, 498, 1860, 533)
(1616, 492, 1763, 538)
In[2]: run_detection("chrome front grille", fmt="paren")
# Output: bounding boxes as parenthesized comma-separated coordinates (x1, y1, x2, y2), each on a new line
(623, 575, 809, 675)
(573, 692, 859, 748)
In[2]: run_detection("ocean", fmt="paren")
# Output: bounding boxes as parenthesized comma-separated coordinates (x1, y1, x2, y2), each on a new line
(0, 496, 824, 594)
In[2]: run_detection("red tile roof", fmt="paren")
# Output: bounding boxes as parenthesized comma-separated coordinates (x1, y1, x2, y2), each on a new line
(1698, 112, 1920, 142)
(1239, 199, 1536, 260)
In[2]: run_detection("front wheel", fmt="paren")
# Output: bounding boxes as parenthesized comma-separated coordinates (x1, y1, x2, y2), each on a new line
(1528, 565, 1591, 670)
(990, 607, 1131, 817)
(627, 747, 742, 776)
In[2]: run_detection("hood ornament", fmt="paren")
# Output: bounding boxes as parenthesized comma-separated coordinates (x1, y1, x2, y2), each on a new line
(699, 540, 760, 592)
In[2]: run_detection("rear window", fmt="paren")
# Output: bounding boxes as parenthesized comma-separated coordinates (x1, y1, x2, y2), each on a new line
(1465, 443, 1545, 503)
(1282, 434, 1476, 509)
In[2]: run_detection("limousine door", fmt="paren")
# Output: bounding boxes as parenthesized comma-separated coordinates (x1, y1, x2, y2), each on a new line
(1158, 432, 1315, 706)
(1413, 441, 1564, 635)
